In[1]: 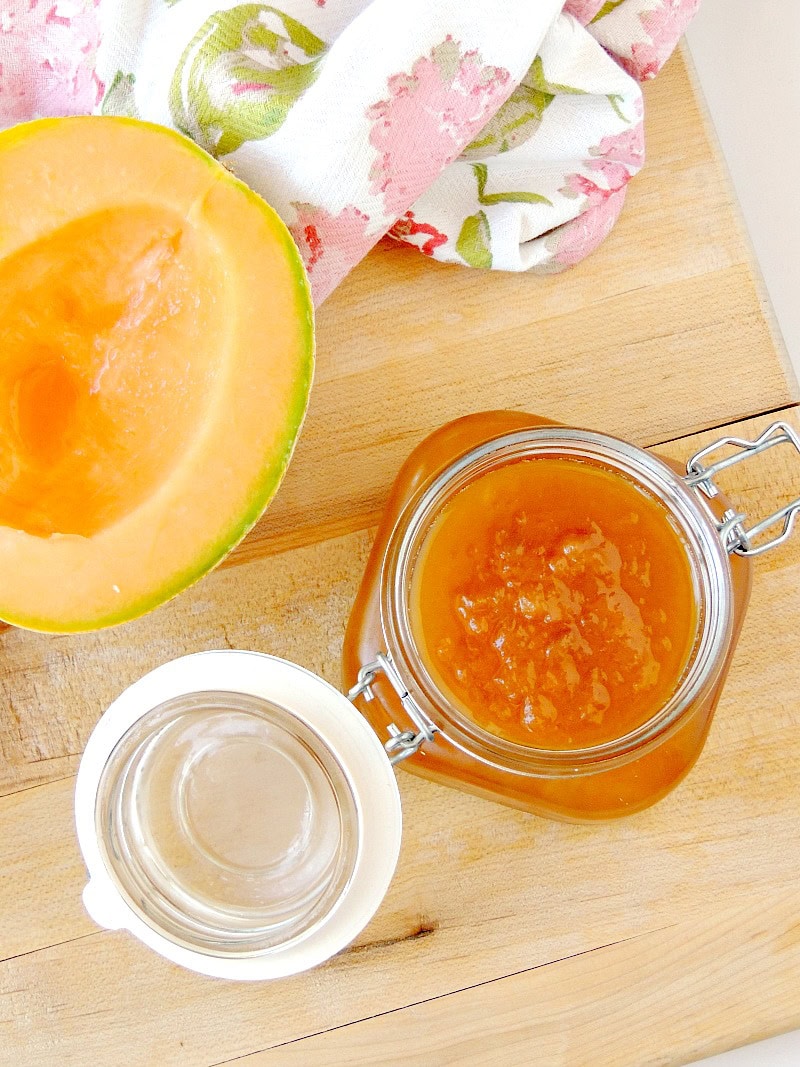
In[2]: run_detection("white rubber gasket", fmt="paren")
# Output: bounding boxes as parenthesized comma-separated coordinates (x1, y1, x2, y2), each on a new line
(75, 651, 402, 980)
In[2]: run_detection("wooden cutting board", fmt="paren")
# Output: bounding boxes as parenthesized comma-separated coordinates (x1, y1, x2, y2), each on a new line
(2, 48, 799, 1067)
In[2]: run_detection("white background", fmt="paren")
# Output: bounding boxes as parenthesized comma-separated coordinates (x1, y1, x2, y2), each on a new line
(687, 0, 800, 378)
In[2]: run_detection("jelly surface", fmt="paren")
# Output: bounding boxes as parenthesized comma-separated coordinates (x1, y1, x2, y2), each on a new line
(410, 457, 699, 749)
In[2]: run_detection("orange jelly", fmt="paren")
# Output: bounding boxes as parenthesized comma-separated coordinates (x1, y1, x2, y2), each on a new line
(410, 457, 698, 750)
(343, 411, 753, 821)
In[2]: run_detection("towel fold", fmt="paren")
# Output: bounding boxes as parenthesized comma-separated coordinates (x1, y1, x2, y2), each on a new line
(0, 0, 698, 302)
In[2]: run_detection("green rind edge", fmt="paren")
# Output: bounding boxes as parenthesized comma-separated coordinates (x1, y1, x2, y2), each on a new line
(0, 115, 315, 634)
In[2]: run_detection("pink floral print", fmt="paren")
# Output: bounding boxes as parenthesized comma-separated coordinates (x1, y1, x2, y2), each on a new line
(389, 211, 448, 256)
(563, 0, 606, 26)
(590, 120, 645, 180)
(0, 0, 103, 124)
(367, 38, 511, 217)
(550, 186, 628, 266)
(0, 0, 699, 292)
(288, 203, 373, 305)
(619, 0, 701, 81)
(550, 121, 643, 267)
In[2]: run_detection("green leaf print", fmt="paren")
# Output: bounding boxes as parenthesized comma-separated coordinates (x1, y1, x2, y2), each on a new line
(472, 163, 552, 207)
(456, 211, 492, 269)
(528, 55, 586, 96)
(592, 0, 628, 22)
(169, 5, 326, 156)
(462, 65, 554, 159)
(101, 71, 139, 118)
(607, 94, 627, 122)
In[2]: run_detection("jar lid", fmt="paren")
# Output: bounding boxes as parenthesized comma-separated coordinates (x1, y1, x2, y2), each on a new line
(75, 651, 402, 980)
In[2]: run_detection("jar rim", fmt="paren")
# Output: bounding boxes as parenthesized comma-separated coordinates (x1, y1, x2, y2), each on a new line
(379, 427, 735, 775)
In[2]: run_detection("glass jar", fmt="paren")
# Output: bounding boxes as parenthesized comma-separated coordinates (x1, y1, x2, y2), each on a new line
(76, 411, 799, 977)
(343, 411, 798, 821)
(76, 652, 403, 980)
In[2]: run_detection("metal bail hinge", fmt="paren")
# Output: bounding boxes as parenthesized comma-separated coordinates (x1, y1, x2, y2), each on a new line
(347, 652, 438, 765)
(685, 421, 800, 557)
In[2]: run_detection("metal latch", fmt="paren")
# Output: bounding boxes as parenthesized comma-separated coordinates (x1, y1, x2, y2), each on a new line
(685, 421, 800, 557)
(347, 652, 438, 764)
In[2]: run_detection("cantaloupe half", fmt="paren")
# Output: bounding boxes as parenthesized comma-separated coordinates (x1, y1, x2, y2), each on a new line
(0, 117, 313, 632)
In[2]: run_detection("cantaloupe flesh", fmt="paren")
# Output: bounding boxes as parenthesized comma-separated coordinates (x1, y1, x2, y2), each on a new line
(0, 118, 313, 632)
(0, 205, 224, 539)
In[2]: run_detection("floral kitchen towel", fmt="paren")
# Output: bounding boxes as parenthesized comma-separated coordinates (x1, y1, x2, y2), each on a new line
(0, 0, 698, 303)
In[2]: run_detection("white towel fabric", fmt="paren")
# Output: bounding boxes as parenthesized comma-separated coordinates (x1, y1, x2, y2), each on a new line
(0, 0, 699, 302)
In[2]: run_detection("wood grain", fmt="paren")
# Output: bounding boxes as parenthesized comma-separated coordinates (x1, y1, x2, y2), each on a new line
(1, 412, 799, 1067)
(244, 890, 800, 1067)
(1, 49, 799, 1067)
